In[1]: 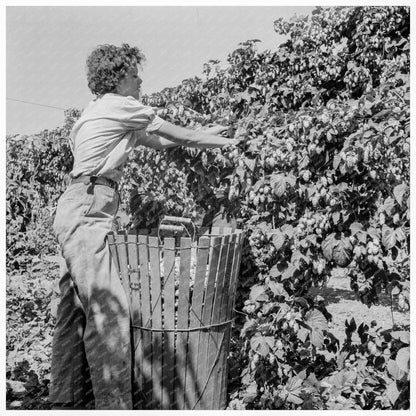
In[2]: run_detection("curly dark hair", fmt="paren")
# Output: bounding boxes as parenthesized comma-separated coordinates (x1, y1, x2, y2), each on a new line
(86, 43, 145, 95)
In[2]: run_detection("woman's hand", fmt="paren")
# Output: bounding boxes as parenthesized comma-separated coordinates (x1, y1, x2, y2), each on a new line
(219, 138, 243, 154)
(199, 124, 229, 135)
(226, 138, 243, 146)
(155, 120, 240, 149)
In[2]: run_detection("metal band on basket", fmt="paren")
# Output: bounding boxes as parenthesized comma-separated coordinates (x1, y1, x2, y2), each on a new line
(132, 318, 234, 333)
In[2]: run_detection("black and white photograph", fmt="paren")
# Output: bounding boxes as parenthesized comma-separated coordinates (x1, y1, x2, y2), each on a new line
(4, 2, 412, 412)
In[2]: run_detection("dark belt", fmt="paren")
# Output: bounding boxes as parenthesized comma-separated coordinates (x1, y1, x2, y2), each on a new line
(71, 175, 118, 190)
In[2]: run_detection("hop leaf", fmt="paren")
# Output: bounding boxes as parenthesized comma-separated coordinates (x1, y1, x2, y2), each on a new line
(282, 376, 304, 404)
(385, 381, 401, 405)
(393, 183, 409, 207)
(268, 281, 289, 300)
(332, 236, 352, 267)
(250, 285, 268, 302)
(382, 225, 397, 250)
(322, 233, 337, 261)
(250, 335, 275, 357)
(304, 309, 328, 348)
(349, 222, 363, 235)
(395, 347, 410, 373)
(271, 229, 285, 251)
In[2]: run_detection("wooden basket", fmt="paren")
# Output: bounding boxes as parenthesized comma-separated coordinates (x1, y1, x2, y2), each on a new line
(107, 225, 244, 410)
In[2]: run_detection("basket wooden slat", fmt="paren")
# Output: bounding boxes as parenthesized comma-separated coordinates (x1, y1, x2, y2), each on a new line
(126, 233, 142, 407)
(186, 236, 210, 407)
(215, 232, 237, 407)
(221, 233, 238, 325)
(148, 236, 163, 409)
(107, 232, 118, 267)
(195, 235, 222, 409)
(162, 237, 176, 409)
(137, 234, 152, 409)
(115, 233, 131, 310)
(205, 233, 231, 406)
(176, 237, 192, 409)
(220, 232, 244, 405)
(127, 233, 140, 325)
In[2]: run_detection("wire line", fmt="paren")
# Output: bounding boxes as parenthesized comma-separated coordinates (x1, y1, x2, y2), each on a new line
(6, 97, 66, 111)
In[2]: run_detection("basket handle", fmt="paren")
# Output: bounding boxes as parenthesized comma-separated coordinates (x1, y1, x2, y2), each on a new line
(162, 215, 193, 225)
(158, 215, 197, 240)
(159, 224, 184, 233)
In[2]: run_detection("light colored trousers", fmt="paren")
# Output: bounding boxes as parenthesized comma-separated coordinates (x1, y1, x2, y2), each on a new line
(49, 182, 133, 409)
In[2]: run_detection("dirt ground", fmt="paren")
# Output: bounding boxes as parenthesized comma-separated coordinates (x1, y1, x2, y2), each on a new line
(309, 268, 410, 344)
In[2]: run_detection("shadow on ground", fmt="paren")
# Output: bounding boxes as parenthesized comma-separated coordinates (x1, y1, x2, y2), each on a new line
(309, 276, 405, 312)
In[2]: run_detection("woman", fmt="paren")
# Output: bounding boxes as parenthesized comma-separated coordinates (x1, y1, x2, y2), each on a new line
(50, 43, 238, 410)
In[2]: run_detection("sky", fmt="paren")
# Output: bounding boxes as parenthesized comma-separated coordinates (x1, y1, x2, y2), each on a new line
(5, 5, 315, 135)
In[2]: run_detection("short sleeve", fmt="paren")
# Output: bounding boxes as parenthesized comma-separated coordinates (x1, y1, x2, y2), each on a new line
(118, 96, 164, 131)
(134, 130, 159, 147)
(145, 115, 165, 132)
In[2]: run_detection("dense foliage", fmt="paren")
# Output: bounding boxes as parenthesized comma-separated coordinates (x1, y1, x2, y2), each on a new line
(6, 260, 61, 409)
(6, 110, 78, 270)
(131, 6, 411, 409)
(6, 6, 409, 410)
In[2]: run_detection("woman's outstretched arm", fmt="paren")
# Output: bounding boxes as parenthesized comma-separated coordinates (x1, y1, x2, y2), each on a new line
(153, 120, 238, 149)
